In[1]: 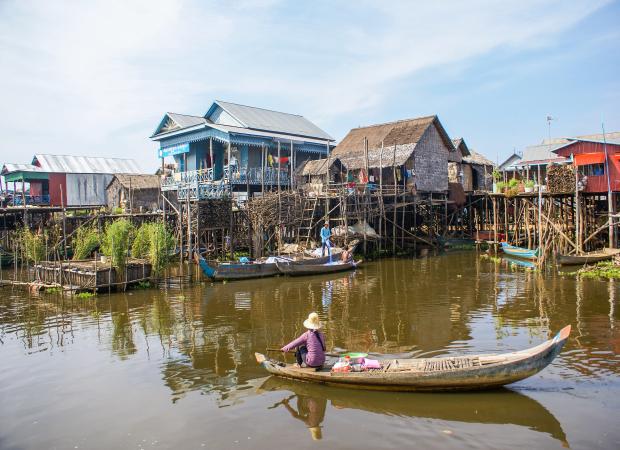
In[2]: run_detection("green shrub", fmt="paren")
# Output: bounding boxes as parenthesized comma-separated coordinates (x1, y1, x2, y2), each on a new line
(101, 219, 134, 274)
(508, 178, 519, 188)
(492, 169, 502, 181)
(131, 223, 152, 258)
(524, 179, 535, 188)
(131, 221, 174, 276)
(20, 227, 46, 263)
(73, 226, 100, 260)
(496, 181, 507, 192)
(76, 292, 96, 299)
(148, 222, 175, 276)
(112, 207, 124, 215)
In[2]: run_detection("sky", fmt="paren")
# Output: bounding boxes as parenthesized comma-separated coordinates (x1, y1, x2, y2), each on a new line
(0, 0, 618, 172)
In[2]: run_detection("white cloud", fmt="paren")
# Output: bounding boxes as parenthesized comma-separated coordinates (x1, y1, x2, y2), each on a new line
(0, 0, 610, 170)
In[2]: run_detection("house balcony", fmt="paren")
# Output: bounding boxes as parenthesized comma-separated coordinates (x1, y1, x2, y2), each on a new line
(162, 166, 291, 200)
(12, 194, 50, 206)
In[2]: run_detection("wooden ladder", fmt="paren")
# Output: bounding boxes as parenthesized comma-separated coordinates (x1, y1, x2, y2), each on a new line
(298, 196, 319, 247)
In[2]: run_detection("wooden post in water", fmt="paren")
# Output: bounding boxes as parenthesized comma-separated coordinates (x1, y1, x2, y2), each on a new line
(60, 184, 67, 260)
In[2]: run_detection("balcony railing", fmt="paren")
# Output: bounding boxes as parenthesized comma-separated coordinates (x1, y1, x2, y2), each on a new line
(162, 166, 291, 195)
(12, 194, 50, 206)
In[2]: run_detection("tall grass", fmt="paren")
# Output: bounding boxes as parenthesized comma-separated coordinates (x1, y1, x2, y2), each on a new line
(131, 222, 174, 276)
(101, 219, 134, 275)
(19, 227, 46, 263)
(72, 226, 100, 260)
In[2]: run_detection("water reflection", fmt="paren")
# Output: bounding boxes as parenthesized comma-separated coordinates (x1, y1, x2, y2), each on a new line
(259, 377, 568, 446)
(0, 253, 619, 449)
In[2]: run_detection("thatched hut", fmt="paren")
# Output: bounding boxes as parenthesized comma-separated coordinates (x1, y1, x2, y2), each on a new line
(106, 174, 161, 212)
(462, 150, 495, 191)
(331, 115, 455, 193)
(297, 158, 346, 194)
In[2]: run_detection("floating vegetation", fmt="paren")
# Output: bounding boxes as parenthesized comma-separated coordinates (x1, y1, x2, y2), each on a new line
(76, 292, 96, 299)
(480, 254, 501, 263)
(569, 261, 620, 280)
(72, 226, 100, 260)
(133, 280, 152, 290)
(45, 287, 62, 294)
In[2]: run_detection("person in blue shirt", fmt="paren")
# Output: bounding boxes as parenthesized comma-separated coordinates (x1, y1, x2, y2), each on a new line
(320, 222, 331, 257)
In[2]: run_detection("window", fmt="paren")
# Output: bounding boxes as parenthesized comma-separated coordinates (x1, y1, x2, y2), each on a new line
(579, 163, 605, 177)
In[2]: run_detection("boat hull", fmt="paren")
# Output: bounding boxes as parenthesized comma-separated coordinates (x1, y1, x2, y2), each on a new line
(276, 260, 360, 277)
(556, 248, 620, 266)
(256, 325, 570, 392)
(500, 242, 539, 260)
(197, 250, 344, 281)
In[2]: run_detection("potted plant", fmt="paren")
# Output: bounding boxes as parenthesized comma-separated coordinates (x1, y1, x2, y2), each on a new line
(524, 179, 535, 193)
(495, 181, 506, 193)
(492, 170, 502, 193)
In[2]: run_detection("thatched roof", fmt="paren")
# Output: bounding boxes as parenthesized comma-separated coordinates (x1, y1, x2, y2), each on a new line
(338, 143, 416, 170)
(463, 150, 495, 167)
(451, 137, 471, 157)
(333, 115, 454, 157)
(107, 174, 161, 190)
(299, 158, 345, 176)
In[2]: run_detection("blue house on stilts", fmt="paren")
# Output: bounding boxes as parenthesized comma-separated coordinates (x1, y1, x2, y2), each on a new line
(151, 100, 334, 201)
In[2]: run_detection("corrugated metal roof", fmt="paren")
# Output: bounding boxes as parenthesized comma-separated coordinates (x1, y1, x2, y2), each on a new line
(168, 112, 206, 129)
(1, 163, 44, 174)
(506, 143, 569, 168)
(32, 154, 142, 174)
(213, 100, 334, 141)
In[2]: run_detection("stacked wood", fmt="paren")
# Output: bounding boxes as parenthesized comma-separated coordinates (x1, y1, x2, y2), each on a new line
(197, 199, 232, 228)
(547, 164, 575, 193)
(246, 192, 303, 230)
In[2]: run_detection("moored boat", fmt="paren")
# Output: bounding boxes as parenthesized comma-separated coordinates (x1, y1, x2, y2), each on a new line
(196, 249, 345, 281)
(556, 248, 620, 266)
(500, 242, 540, 260)
(255, 325, 570, 392)
(275, 259, 361, 277)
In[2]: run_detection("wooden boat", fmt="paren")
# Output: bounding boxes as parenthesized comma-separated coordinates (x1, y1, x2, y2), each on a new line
(476, 230, 505, 242)
(556, 248, 620, 266)
(500, 242, 540, 260)
(196, 249, 344, 281)
(275, 259, 361, 277)
(255, 325, 570, 391)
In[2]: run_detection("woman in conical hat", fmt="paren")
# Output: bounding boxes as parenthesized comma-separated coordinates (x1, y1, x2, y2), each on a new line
(281, 312, 326, 368)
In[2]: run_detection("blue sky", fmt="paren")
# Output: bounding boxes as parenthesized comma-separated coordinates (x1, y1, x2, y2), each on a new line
(0, 0, 618, 171)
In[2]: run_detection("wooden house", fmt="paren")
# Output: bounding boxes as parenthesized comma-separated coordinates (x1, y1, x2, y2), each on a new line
(1, 154, 141, 206)
(462, 150, 495, 191)
(331, 116, 455, 193)
(297, 158, 346, 194)
(150, 100, 335, 201)
(106, 174, 161, 212)
(449, 138, 471, 188)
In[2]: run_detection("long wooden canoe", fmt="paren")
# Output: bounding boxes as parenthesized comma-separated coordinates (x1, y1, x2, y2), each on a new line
(556, 248, 620, 266)
(275, 259, 361, 277)
(500, 242, 540, 260)
(196, 249, 344, 281)
(255, 325, 570, 391)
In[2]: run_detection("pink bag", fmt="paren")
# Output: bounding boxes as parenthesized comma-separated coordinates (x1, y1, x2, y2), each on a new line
(363, 358, 381, 369)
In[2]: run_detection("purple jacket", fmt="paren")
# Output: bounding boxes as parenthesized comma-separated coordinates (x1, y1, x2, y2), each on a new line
(282, 330, 326, 367)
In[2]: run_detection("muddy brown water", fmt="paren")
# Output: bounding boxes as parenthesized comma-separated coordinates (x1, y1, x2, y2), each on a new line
(1, 252, 619, 449)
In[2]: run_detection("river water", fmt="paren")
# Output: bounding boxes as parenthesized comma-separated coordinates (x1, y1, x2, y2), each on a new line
(1, 252, 619, 450)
